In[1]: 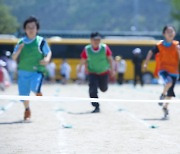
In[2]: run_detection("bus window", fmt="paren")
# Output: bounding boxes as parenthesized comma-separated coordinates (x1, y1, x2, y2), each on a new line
(51, 44, 84, 58)
(108, 45, 154, 59)
(0, 45, 15, 55)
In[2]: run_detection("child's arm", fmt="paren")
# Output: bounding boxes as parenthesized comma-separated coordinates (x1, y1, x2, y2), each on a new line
(143, 50, 153, 70)
(78, 48, 88, 73)
(40, 51, 52, 66)
(107, 55, 115, 77)
(39, 38, 52, 65)
(177, 45, 180, 60)
(78, 58, 87, 73)
(12, 44, 24, 61)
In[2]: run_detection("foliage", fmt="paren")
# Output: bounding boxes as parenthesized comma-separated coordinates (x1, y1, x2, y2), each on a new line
(0, 2, 19, 34)
(171, 0, 180, 30)
(4, 0, 172, 32)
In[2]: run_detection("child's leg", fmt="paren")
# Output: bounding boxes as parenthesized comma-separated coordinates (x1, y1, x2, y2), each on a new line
(159, 72, 173, 105)
(159, 71, 173, 96)
(89, 74, 99, 112)
(162, 97, 171, 119)
(23, 100, 31, 120)
(31, 72, 44, 96)
(162, 82, 172, 96)
(162, 76, 176, 118)
(139, 71, 144, 86)
(23, 100, 30, 109)
(17, 71, 31, 120)
(134, 71, 137, 86)
(98, 74, 108, 92)
(165, 76, 176, 100)
(163, 96, 171, 109)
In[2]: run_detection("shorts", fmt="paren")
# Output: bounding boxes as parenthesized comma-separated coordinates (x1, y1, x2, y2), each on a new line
(18, 70, 44, 96)
(159, 71, 177, 97)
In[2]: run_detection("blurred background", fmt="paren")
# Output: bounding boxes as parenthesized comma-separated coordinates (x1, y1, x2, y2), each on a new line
(1, 0, 180, 35)
(0, 0, 180, 87)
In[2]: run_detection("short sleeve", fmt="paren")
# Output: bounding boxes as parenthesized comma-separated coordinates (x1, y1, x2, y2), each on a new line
(13, 44, 20, 54)
(152, 45, 159, 55)
(80, 48, 88, 59)
(106, 45, 112, 56)
(13, 39, 23, 54)
(42, 40, 51, 56)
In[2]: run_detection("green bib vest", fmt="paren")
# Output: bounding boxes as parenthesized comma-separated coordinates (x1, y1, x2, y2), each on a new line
(18, 36, 46, 74)
(86, 43, 110, 74)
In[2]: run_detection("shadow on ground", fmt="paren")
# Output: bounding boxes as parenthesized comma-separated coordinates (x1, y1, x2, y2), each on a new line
(0, 120, 32, 125)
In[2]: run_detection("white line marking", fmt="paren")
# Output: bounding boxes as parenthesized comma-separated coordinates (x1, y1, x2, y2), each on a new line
(118, 108, 157, 128)
(0, 95, 180, 103)
(0, 100, 17, 115)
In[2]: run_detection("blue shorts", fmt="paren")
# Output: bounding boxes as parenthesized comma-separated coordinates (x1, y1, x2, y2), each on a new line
(159, 71, 177, 97)
(18, 70, 44, 96)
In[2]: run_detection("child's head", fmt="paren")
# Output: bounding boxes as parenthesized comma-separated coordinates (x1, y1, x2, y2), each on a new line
(115, 56, 122, 61)
(23, 16, 40, 39)
(90, 32, 101, 48)
(162, 25, 176, 42)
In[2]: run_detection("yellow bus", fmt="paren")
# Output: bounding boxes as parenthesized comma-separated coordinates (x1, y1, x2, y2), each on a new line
(47, 37, 158, 82)
(0, 36, 159, 82)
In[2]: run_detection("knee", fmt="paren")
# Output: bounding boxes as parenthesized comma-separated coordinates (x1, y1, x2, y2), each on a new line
(100, 87, 108, 92)
(166, 82, 172, 88)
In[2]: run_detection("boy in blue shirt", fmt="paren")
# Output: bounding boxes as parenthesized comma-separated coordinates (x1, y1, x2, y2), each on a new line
(13, 16, 52, 121)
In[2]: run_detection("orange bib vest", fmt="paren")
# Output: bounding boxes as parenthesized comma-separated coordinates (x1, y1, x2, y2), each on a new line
(156, 40, 179, 74)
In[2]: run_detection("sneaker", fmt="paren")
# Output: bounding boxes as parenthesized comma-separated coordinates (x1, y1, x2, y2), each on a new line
(158, 94, 166, 106)
(24, 108, 31, 120)
(36, 93, 42, 96)
(91, 107, 100, 113)
(162, 107, 169, 119)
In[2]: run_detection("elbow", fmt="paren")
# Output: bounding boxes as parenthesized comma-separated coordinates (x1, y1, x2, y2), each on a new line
(12, 55, 16, 61)
(46, 51, 52, 60)
(48, 51, 52, 58)
(149, 50, 153, 55)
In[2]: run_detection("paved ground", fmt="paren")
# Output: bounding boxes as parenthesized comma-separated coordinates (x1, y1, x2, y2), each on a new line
(0, 83, 180, 154)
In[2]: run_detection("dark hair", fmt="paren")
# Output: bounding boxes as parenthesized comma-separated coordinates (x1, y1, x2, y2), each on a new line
(162, 25, 176, 34)
(23, 16, 40, 30)
(90, 32, 101, 39)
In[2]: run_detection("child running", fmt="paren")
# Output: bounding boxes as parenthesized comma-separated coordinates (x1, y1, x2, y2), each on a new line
(144, 25, 180, 119)
(12, 16, 52, 121)
(78, 32, 114, 113)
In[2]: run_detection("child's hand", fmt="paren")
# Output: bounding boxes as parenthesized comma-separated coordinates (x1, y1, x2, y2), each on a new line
(40, 58, 49, 65)
(143, 63, 148, 71)
(110, 69, 116, 78)
(12, 43, 24, 61)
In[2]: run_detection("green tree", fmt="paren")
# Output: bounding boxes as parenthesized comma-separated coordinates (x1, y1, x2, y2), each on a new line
(0, 2, 19, 34)
(171, 0, 180, 30)
(4, 0, 172, 32)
